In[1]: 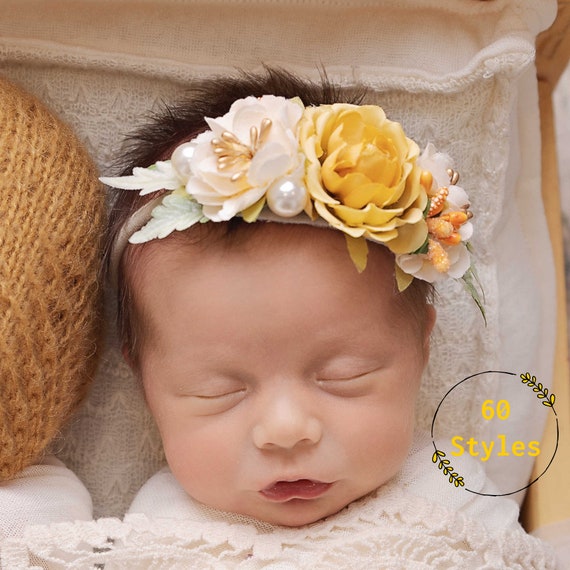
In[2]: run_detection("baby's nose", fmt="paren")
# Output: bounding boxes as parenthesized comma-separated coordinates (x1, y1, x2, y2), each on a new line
(251, 391, 322, 451)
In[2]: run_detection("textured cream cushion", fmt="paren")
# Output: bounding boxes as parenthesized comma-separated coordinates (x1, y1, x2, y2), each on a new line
(0, 0, 557, 522)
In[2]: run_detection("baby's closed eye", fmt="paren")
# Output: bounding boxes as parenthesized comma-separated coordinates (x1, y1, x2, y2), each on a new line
(315, 364, 384, 397)
(174, 376, 247, 413)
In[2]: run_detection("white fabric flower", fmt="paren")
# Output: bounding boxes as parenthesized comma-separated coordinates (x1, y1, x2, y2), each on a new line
(396, 242, 471, 283)
(417, 143, 453, 187)
(418, 143, 473, 241)
(185, 95, 305, 221)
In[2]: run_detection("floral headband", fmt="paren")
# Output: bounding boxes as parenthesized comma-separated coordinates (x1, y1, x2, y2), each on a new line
(102, 95, 483, 312)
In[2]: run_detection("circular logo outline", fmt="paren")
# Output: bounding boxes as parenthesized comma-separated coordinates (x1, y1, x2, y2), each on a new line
(430, 370, 559, 497)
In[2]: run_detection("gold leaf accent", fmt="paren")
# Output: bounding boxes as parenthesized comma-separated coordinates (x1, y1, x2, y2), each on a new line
(446, 168, 460, 185)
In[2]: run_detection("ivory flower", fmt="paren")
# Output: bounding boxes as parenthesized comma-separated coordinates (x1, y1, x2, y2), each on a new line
(418, 143, 473, 241)
(186, 95, 306, 221)
(396, 242, 471, 283)
(299, 104, 428, 254)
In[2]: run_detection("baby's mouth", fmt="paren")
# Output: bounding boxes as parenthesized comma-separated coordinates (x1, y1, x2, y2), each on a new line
(260, 479, 332, 502)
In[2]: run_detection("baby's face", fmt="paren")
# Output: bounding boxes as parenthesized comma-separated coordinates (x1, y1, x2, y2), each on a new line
(133, 225, 431, 526)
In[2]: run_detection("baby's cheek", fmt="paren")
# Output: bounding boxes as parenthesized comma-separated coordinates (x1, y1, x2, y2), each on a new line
(348, 404, 415, 473)
(162, 425, 237, 500)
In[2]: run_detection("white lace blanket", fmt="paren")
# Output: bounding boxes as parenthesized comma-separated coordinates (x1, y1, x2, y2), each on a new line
(1, 441, 556, 569)
(1, 498, 554, 569)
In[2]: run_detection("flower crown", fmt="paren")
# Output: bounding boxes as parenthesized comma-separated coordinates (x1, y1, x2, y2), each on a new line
(102, 95, 482, 310)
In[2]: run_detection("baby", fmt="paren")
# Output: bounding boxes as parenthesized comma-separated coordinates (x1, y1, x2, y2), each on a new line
(103, 69, 554, 565)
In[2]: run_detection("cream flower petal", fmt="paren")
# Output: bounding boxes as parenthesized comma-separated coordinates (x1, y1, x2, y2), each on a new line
(248, 142, 294, 186)
(186, 178, 228, 206)
(447, 243, 471, 278)
(446, 185, 470, 210)
(204, 186, 268, 222)
(459, 222, 473, 241)
(396, 242, 471, 282)
(396, 254, 442, 283)
(395, 252, 426, 274)
(417, 143, 453, 189)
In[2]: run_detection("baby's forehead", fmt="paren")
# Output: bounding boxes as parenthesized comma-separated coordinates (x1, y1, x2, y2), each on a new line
(135, 222, 425, 355)
(133, 221, 404, 323)
(138, 220, 393, 280)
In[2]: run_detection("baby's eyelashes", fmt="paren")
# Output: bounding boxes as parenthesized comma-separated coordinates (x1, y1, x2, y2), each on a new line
(315, 372, 379, 398)
(174, 376, 248, 400)
(192, 388, 247, 400)
(176, 384, 248, 416)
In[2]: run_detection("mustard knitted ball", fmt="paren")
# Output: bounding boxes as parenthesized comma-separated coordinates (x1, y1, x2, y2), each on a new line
(0, 77, 105, 480)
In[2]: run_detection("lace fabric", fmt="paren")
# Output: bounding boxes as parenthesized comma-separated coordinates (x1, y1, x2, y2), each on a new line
(1, 441, 556, 568)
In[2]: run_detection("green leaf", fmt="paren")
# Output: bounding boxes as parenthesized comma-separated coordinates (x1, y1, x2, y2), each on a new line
(461, 266, 486, 325)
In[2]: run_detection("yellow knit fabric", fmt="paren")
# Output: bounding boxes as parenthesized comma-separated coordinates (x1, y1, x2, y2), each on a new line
(0, 77, 105, 480)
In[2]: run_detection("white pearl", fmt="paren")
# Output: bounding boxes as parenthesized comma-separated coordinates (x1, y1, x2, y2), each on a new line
(171, 142, 196, 179)
(266, 178, 307, 218)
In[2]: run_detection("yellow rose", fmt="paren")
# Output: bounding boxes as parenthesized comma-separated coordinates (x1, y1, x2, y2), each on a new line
(300, 104, 428, 254)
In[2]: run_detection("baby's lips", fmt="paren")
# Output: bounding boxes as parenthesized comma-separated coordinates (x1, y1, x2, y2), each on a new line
(260, 479, 333, 501)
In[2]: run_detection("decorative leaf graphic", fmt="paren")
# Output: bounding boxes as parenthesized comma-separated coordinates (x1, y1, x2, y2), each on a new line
(432, 448, 465, 488)
(520, 372, 556, 409)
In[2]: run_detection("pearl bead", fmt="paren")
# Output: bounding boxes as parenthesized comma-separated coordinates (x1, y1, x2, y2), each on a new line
(171, 142, 196, 179)
(266, 178, 307, 218)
